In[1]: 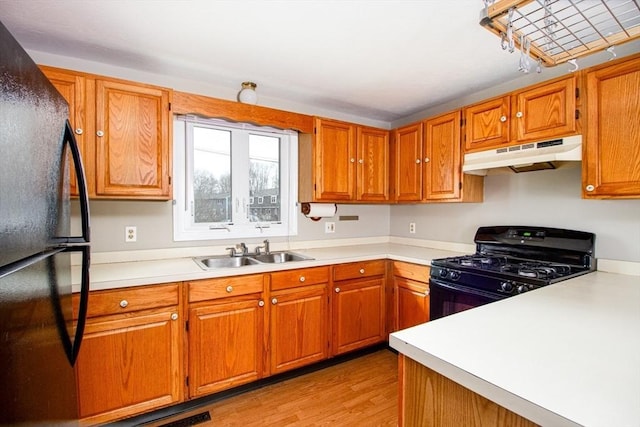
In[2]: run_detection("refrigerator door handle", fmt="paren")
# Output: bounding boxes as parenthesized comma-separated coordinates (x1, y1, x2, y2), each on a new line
(64, 120, 91, 244)
(70, 245, 90, 365)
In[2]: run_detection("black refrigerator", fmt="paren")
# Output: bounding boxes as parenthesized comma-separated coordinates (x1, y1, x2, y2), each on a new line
(0, 21, 90, 425)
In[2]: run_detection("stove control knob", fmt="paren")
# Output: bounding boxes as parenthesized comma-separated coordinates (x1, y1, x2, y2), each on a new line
(449, 271, 460, 281)
(517, 284, 529, 294)
(500, 281, 514, 293)
(439, 269, 449, 278)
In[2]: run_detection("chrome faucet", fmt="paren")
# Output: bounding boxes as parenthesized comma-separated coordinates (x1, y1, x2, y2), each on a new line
(254, 239, 270, 255)
(226, 242, 248, 257)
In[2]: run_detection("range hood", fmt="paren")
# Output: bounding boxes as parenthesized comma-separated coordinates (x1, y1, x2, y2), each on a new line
(463, 135, 582, 175)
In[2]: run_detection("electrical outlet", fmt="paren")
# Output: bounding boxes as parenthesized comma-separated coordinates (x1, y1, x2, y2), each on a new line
(409, 222, 416, 234)
(325, 222, 335, 233)
(125, 226, 137, 242)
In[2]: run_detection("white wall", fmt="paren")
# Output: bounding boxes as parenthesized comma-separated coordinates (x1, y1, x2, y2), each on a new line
(390, 165, 640, 263)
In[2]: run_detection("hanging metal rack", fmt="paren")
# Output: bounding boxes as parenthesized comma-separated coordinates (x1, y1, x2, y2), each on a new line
(480, 0, 640, 68)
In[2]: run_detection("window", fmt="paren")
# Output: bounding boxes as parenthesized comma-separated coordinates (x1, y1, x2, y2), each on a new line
(173, 116, 298, 241)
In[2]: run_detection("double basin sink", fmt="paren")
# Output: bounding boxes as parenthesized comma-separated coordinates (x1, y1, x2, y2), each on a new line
(194, 251, 313, 270)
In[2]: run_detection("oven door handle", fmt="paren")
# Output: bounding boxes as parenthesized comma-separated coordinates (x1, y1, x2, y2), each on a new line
(430, 278, 504, 301)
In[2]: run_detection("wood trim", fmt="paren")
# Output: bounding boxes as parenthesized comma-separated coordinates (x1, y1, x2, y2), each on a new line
(172, 91, 314, 133)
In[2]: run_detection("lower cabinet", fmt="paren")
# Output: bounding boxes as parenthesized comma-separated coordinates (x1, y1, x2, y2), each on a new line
(186, 274, 267, 398)
(332, 260, 386, 355)
(73, 283, 183, 425)
(269, 267, 330, 375)
(392, 261, 430, 332)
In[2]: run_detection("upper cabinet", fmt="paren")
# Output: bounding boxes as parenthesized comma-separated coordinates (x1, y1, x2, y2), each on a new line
(583, 55, 640, 199)
(299, 117, 389, 203)
(41, 66, 172, 200)
(392, 113, 483, 203)
(464, 75, 578, 153)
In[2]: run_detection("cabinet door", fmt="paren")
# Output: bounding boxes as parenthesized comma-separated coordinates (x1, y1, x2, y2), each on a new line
(314, 118, 355, 201)
(356, 126, 389, 201)
(188, 297, 266, 397)
(514, 76, 576, 142)
(76, 308, 182, 424)
(95, 79, 171, 199)
(393, 123, 423, 201)
(270, 284, 328, 374)
(423, 110, 462, 201)
(41, 67, 87, 196)
(396, 277, 429, 330)
(332, 277, 385, 355)
(584, 57, 640, 198)
(464, 96, 510, 152)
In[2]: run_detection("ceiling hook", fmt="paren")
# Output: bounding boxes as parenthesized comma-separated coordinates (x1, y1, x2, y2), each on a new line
(568, 59, 579, 73)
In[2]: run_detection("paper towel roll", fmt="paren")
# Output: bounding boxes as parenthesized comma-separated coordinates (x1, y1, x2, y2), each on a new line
(301, 203, 337, 221)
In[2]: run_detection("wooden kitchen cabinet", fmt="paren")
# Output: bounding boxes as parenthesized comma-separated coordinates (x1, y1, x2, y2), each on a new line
(464, 75, 577, 152)
(72, 283, 183, 425)
(40, 66, 172, 200)
(331, 260, 386, 355)
(269, 267, 330, 374)
(300, 117, 389, 202)
(187, 274, 267, 397)
(583, 55, 640, 199)
(391, 122, 423, 201)
(392, 261, 430, 332)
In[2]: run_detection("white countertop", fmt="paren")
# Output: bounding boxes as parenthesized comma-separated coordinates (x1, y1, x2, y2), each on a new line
(390, 271, 640, 427)
(74, 242, 464, 292)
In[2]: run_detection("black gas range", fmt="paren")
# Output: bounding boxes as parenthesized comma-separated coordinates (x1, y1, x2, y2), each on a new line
(429, 226, 596, 319)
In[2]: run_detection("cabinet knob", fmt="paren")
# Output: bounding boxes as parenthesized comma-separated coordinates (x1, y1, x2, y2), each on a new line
(335, 287, 341, 293)
(171, 313, 178, 321)
(516, 111, 523, 118)
(358, 159, 364, 164)
(96, 130, 105, 137)
(359, 268, 365, 274)
(75, 128, 83, 135)
(415, 159, 421, 164)
(299, 276, 306, 283)
(258, 300, 265, 307)
(585, 184, 595, 192)
(271, 298, 278, 305)
(119, 300, 128, 308)
(425, 289, 430, 296)
(226, 285, 233, 293)
(424, 158, 430, 163)
(500, 115, 507, 122)
(350, 158, 355, 163)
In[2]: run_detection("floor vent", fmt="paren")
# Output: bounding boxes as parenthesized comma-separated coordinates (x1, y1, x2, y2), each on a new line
(156, 411, 211, 427)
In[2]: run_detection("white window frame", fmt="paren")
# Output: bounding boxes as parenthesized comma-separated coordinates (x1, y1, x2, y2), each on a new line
(173, 116, 298, 241)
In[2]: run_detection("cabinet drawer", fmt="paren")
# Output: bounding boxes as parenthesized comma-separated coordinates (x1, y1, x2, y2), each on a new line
(77, 283, 179, 318)
(188, 274, 264, 303)
(393, 261, 430, 282)
(270, 267, 329, 291)
(333, 260, 386, 282)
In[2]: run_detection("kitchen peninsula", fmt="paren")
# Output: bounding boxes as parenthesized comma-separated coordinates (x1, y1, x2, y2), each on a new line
(390, 271, 640, 426)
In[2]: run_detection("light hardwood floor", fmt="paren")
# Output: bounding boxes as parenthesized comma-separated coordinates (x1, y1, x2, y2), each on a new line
(144, 349, 398, 427)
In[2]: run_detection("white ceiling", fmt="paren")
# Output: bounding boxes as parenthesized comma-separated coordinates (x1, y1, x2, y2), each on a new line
(0, 0, 599, 124)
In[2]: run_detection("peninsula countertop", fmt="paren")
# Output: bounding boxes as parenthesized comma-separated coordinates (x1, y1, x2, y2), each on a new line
(390, 271, 640, 427)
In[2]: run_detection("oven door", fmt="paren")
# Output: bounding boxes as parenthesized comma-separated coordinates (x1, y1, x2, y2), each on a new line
(430, 278, 505, 320)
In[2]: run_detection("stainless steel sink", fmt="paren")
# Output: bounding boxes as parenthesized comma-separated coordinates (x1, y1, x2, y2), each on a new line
(194, 255, 261, 269)
(193, 251, 312, 270)
(249, 251, 310, 264)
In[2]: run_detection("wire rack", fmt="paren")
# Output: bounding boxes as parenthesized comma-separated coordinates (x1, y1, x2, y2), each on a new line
(480, 0, 640, 66)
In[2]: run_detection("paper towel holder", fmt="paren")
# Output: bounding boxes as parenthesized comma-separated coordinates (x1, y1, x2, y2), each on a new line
(300, 202, 337, 221)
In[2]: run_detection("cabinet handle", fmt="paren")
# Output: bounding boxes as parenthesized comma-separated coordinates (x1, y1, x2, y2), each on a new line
(75, 128, 83, 135)
(171, 313, 178, 321)
(271, 298, 278, 305)
(359, 268, 365, 274)
(258, 300, 265, 307)
(96, 130, 104, 137)
(500, 115, 507, 122)
(415, 159, 421, 164)
(424, 158, 430, 163)
(585, 184, 595, 192)
(119, 300, 128, 308)
(358, 159, 364, 164)
(226, 285, 233, 293)
(516, 111, 523, 118)
(335, 287, 341, 293)
(299, 276, 306, 283)
(350, 158, 355, 163)
(425, 289, 430, 296)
